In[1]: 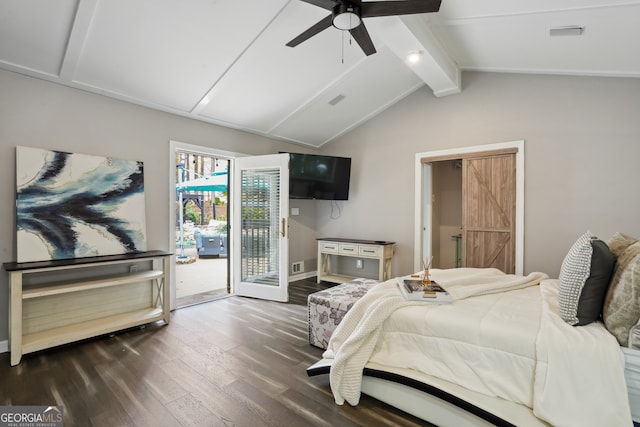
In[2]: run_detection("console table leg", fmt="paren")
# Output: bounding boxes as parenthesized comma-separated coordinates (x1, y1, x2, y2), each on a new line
(161, 257, 171, 324)
(9, 271, 23, 366)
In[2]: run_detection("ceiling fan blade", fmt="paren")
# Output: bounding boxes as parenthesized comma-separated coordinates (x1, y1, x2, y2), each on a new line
(349, 23, 377, 56)
(298, 0, 338, 11)
(361, 0, 441, 18)
(286, 15, 333, 47)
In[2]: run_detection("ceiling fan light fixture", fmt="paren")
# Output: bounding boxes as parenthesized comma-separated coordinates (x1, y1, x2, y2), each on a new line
(286, 0, 442, 57)
(332, 3, 361, 30)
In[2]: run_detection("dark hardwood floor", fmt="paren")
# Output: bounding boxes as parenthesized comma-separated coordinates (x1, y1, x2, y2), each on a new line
(0, 278, 432, 426)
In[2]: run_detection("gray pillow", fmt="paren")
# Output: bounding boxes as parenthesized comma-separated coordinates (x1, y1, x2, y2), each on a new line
(574, 239, 616, 325)
(559, 231, 616, 326)
(603, 240, 640, 346)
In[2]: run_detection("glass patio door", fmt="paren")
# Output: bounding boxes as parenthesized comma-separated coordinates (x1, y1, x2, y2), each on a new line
(232, 154, 289, 302)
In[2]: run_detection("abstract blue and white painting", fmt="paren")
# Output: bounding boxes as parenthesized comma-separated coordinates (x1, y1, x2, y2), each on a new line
(16, 146, 148, 263)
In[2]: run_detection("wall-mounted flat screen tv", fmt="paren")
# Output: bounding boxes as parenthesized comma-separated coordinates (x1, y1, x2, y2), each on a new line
(288, 153, 351, 200)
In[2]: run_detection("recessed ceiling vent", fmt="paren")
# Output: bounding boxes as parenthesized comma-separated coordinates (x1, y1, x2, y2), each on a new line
(550, 26, 585, 37)
(328, 94, 346, 106)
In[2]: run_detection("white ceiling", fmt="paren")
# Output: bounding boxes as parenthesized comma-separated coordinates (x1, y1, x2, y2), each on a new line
(1, 0, 639, 148)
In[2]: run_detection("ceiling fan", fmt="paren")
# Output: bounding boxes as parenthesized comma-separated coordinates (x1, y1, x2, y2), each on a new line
(286, 0, 442, 56)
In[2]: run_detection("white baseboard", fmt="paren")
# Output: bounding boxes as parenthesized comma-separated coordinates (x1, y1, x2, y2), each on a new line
(0, 340, 7, 354)
(289, 270, 317, 282)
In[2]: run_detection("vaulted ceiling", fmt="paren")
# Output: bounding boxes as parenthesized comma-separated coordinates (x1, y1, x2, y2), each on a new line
(1, 1, 639, 147)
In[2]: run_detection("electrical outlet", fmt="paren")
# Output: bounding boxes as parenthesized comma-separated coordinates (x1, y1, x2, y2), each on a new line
(356, 259, 363, 269)
(292, 261, 304, 274)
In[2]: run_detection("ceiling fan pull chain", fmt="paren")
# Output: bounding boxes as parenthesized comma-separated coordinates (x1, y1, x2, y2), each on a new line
(341, 31, 344, 64)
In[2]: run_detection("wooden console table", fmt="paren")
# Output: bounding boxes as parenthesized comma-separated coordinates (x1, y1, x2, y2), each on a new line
(317, 238, 395, 284)
(4, 250, 171, 366)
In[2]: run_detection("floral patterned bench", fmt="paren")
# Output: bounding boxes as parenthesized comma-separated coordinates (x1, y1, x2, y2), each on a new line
(307, 278, 380, 349)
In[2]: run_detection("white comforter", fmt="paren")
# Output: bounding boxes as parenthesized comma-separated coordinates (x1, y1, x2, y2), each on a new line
(323, 268, 632, 427)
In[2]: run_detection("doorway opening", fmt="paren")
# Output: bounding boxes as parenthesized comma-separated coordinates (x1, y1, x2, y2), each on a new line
(414, 140, 525, 275)
(174, 148, 231, 308)
(430, 159, 463, 270)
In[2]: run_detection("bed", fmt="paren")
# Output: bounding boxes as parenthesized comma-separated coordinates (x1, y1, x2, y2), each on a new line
(307, 231, 638, 427)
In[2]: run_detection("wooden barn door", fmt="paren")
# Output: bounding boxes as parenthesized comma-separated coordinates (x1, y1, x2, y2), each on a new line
(462, 153, 516, 273)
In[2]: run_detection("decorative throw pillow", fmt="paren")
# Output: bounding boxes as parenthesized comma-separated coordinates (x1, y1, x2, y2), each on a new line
(607, 232, 638, 258)
(559, 231, 616, 326)
(603, 240, 640, 346)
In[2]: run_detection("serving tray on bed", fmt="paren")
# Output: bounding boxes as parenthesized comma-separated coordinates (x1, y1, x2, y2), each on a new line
(396, 276, 452, 302)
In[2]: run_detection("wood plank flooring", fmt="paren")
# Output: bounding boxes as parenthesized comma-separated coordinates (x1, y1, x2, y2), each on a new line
(0, 278, 433, 426)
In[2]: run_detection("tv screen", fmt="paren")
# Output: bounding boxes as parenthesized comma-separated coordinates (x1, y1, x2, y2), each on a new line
(288, 153, 351, 200)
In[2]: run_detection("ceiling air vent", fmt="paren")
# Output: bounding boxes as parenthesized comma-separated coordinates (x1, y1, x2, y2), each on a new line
(328, 94, 345, 106)
(550, 26, 584, 37)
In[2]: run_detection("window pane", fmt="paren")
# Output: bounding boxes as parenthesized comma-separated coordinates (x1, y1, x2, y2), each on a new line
(240, 168, 280, 286)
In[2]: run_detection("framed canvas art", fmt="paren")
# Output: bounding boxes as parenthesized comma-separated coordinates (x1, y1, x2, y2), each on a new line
(16, 146, 148, 263)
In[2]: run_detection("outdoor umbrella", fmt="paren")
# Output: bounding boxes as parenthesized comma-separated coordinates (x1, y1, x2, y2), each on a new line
(176, 171, 228, 192)
(176, 172, 228, 259)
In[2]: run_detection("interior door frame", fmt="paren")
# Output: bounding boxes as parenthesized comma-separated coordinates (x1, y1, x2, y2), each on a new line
(168, 140, 245, 310)
(414, 140, 525, 275)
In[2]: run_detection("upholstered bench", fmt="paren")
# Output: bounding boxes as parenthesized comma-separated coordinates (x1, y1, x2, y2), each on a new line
(308, 278, 380, 349)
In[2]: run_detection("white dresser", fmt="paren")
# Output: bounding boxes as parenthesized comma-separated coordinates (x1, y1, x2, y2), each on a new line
(317, 238, 395, 284)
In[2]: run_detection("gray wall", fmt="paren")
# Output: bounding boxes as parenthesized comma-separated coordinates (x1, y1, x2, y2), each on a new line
(288, 199, 318, 275)
(318, 71, 640, 278)
(0, 70, 312, 344)
(3, 68, 640, 344)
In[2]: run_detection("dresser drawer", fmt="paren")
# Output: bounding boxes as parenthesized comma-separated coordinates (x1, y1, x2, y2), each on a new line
(359, 245, 381, 257)
(339, 244, 358, 255)
(319, 241, 339, 254)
